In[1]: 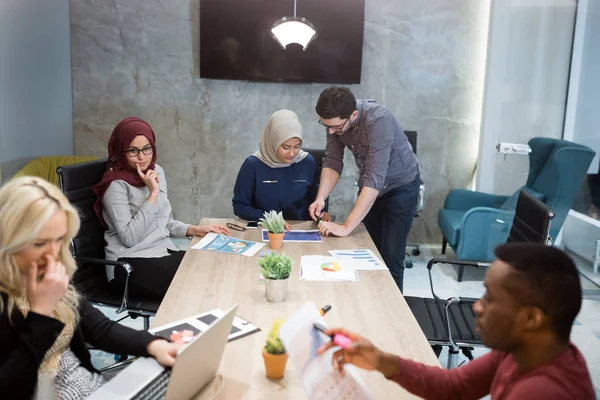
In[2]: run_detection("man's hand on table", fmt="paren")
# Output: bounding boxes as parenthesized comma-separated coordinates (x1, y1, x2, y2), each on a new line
(318, 221, 352, 237)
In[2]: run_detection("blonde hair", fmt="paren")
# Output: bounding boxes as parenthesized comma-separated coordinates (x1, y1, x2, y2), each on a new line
(0, 176, 80, 324)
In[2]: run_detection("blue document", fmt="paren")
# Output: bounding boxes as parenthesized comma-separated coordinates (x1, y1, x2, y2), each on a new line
(262, 229, 323, 242)
(191, 233, 265, 256)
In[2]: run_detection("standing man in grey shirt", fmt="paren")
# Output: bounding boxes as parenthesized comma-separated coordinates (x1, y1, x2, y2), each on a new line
(309, 87, 419, 293)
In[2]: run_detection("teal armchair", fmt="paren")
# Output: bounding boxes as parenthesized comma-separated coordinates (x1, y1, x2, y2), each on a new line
(438, 137, 596, 281)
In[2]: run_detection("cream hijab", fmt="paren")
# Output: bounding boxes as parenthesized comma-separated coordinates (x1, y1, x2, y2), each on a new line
(253, 109, 308, 168)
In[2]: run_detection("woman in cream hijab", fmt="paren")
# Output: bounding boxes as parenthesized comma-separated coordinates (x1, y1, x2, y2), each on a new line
(233, 109, 331, 223)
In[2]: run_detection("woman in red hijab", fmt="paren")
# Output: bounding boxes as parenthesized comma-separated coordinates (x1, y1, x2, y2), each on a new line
(93, 117, 229, 299)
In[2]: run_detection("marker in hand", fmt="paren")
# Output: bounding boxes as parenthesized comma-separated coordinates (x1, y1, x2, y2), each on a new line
(313, 323, 352, 349)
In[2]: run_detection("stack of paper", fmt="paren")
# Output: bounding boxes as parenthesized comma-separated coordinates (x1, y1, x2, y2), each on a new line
(300, 256, 358, 282)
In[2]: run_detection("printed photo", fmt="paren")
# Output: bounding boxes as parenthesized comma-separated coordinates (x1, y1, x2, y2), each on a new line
(153, 322, 202, 344)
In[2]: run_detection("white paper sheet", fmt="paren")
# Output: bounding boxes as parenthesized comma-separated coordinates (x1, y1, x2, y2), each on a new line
(300, 256, 358, 282)
(279, 303, 371, 400)
(328, 249, 387, 271)
(191, 232, 264, 256)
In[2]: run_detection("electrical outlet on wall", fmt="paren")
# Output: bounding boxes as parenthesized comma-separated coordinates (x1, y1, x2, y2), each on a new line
(496, 143, 532, 155)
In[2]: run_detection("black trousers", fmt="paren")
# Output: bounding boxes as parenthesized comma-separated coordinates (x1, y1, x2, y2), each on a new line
(363, 174, 420, 293)
(115, 250, 186, 300)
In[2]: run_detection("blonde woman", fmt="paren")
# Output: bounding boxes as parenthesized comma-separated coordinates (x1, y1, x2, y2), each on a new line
(0, 177, 181, 399)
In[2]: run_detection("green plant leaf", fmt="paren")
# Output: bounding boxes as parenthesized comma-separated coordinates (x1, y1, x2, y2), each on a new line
(259, 210, 285, 234)
(259, 252, 292, 280)
(265, 318, 286, 354)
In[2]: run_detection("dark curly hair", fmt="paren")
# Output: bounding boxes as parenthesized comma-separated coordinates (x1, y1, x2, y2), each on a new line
(315, 86, 357, 119)
(494, 243, 582, 343)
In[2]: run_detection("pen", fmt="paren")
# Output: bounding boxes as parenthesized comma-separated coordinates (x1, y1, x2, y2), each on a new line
(319, 305, 331, 316)
(313, 323, 352, 349)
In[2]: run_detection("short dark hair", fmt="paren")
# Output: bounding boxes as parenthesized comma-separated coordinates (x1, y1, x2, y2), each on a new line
(315, 86, 357, 119)
(494, 243, 581, 343)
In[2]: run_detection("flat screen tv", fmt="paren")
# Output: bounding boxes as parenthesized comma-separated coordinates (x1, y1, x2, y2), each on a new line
(199, 0, 365, 84)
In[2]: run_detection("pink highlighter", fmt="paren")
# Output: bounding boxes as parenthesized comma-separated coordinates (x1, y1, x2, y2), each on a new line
(313, 323, 352, 349)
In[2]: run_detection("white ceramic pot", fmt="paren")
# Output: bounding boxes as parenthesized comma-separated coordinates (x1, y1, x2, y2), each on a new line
(265, 278, 288, 303)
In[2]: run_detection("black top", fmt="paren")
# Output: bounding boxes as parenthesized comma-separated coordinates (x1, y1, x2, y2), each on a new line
(0, 293, 159, 399)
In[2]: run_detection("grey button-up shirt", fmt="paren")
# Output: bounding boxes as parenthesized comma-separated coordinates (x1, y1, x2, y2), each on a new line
(102, 164, 190, 266)
(322, 100, 418, 195)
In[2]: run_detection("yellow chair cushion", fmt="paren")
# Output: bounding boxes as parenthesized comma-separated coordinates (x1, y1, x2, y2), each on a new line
(13, 156, 99, 187)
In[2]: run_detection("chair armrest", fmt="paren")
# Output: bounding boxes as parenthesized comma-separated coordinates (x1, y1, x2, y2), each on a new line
(75, 257, 133, 274)
(425, 258, 486, 299)
(75, 257, 132, 314)
(443, 296, 479, 351)
(444, 189, 509, 211)
(456, 207, 514, 260)
(426, 257, 482, 270)
(424, 258, 485, 350)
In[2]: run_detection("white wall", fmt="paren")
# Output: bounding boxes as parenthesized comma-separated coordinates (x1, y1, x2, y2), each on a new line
(561, 0, 600, 260)
(0, 0, 74, 180)
(564, 0, 600, 174)
(476, 0, 576, 195)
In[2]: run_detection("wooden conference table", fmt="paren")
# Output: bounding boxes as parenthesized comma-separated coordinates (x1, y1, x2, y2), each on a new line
(152, 219, 439, 399)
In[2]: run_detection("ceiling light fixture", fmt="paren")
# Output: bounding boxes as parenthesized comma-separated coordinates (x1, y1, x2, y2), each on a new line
(271, 0, 317, 50)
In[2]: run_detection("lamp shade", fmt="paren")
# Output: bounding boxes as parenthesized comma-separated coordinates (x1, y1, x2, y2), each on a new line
(271, 17, 317, 50)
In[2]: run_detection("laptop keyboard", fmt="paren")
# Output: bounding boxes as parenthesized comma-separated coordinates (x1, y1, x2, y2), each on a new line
(131, 369, 171, 400)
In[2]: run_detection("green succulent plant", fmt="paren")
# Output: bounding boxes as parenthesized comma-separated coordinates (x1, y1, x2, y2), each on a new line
(259, 252, 292, 280)
(260, 210, 285, 234)
(265, 319, 286, 355)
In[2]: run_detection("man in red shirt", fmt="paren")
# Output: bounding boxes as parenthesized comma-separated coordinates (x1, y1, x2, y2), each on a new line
(318, 243, 595, 399)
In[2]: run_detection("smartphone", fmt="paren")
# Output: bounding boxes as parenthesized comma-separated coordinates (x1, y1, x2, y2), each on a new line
(246, 221, 260, 230)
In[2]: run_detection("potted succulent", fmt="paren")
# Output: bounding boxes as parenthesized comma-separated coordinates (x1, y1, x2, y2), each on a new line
(259, 252, 292, 303)
(260, 210, 286, 249)
(262, 319, 288, 380)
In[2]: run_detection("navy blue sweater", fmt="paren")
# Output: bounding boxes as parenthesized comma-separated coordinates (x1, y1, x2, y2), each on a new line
(233, 155, 318, 221)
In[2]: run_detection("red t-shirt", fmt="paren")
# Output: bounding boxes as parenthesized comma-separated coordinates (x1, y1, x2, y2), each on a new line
(389, 344, 594, 399)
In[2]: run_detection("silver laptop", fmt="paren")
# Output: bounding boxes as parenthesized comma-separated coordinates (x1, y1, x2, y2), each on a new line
(89, 305, 237, 400)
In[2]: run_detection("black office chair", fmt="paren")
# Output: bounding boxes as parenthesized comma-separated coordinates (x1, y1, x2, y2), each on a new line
(405, 190, 555, 368)
(57, 159, 159, 330)
(304, 148, 329, 214)
(403, 131, 425, 268)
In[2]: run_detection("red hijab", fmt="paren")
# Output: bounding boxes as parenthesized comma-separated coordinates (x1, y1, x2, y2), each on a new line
(93, 117, 157, 226)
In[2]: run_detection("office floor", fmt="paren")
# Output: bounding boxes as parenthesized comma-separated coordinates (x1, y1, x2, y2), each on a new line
(91, 242, 600, 399)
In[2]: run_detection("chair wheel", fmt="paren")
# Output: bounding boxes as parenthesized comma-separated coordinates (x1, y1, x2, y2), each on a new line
(412, 248, 421, 256)
(404, 260, 413, 269)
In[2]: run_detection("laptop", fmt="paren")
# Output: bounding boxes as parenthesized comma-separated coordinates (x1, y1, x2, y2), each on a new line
(89, 305, 238, 400)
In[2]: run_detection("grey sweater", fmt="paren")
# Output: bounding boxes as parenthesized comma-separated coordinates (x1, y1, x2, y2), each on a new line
(101, 164, 190, 269)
